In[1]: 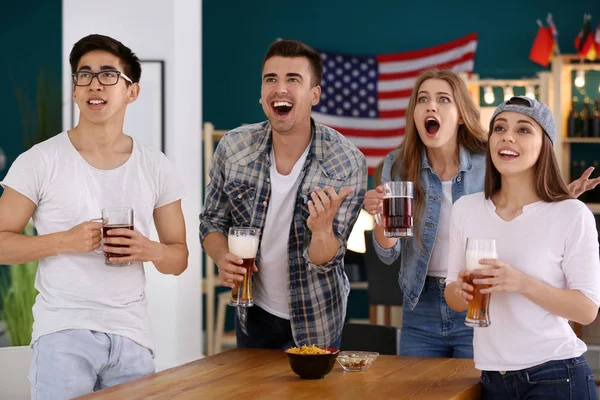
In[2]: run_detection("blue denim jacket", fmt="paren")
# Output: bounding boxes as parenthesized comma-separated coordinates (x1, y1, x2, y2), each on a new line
(373, 146, 486, 310)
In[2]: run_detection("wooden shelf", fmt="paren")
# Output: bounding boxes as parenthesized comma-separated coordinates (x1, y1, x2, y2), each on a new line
(350, 281, 368, 290)
(586, 204, 600, 214)
(563, 137, 600, 144)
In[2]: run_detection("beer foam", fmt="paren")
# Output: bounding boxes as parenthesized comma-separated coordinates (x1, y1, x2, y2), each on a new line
(228, 235, 259, 259)
(465, 250, 497, 271)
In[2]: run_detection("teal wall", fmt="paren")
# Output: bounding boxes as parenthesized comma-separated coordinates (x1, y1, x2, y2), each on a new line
(203, 0, 600, 129)
(0, 1, 62, 183)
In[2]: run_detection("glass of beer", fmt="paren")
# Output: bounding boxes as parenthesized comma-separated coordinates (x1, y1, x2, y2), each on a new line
(228, 227, 260, 307)
(376, 181, 414, 238)
(464, 238, 497, 327)
(101, 207, 134, 267)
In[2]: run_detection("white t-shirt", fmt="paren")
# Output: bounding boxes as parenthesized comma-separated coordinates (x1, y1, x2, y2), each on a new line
(0, 132, 186, 351)
(253, 145, 310, 319)
(447, 192, 600, 371)
(427, 181, 452, 277)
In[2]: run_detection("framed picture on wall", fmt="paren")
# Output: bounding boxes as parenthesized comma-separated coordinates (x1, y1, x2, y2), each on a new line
(71, 60, 165, 152)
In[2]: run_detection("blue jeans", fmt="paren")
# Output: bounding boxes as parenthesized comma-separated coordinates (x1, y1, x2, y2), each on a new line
(29, 329, 154, 399)
(235, 305, 342, 350)
(399, 276, 473, 358)
(481, 356, 597, 399)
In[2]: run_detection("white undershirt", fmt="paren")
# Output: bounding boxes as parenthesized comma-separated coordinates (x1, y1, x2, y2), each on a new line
(253, 145, 310, 319)
(427, 181, 453, 277)
(447, 192, 600, 371)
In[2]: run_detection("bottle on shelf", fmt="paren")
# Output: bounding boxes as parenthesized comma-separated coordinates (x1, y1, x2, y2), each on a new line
(593, 98, 600, 138)
(581, 97, 591, 137)
(568, 97, 579, 138)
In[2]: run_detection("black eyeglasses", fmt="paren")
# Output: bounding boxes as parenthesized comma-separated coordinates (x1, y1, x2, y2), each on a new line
(72, 70, 133, 86)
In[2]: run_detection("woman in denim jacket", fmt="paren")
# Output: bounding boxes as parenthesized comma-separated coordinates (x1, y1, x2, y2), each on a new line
(363, 70, 599, 358)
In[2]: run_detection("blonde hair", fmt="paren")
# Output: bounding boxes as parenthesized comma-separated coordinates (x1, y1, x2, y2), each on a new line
(391, 69, 487, 240)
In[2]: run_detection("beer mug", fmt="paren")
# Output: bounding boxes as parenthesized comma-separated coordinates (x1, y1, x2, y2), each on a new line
(464, 238, 497, 327)
(228, 227, 260, 307)
(375, 181, 414, 238)
(91, 207, 134, 267)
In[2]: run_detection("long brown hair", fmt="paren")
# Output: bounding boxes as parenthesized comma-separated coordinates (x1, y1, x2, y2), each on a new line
(485, 114, 572, 201)
(391, 69, 487, 239)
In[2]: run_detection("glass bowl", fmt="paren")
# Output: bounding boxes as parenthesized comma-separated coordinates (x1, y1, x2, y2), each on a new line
(336, 351, 379, 372)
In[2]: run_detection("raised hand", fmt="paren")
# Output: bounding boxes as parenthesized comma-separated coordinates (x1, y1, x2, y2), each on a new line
(307, 186, 354, 233)
(568, 166, 600, 198)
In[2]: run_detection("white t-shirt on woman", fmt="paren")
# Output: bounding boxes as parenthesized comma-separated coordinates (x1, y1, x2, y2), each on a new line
(446, 192, 600, 371)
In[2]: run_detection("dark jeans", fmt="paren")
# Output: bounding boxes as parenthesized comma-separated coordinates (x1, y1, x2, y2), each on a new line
(481, 356, 597, 400)
(399, 276, 474, 358)
(235, 305, 342, 350)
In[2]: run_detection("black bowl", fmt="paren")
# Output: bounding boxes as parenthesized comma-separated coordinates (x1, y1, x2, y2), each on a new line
(285, 348, 340, 379)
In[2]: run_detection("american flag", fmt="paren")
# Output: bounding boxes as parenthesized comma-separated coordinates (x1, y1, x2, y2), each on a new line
(312, 33, 478, 174)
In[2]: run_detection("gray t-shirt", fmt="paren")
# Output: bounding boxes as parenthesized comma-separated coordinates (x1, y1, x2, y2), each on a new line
(0, 132, 186, 351)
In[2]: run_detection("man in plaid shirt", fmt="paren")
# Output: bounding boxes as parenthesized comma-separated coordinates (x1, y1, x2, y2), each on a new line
(200, 39, 367, 349)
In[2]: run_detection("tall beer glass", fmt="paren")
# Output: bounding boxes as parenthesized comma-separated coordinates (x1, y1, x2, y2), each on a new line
(228, 227, 260, 307)
(464, 238, 497, 327)
(376, 181, 414, 238)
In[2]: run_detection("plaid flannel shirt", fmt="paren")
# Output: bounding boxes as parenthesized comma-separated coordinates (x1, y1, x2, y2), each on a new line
(200, 119, 367, 347)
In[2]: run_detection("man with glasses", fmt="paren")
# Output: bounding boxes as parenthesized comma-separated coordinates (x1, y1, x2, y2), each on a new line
(0, 34, 188, 398)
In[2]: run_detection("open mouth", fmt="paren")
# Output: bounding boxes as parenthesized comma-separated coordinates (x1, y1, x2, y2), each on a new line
(272, 101, 293, 117)
(424, 117, 440, 135)
(88, 99, 106, 106)
(498, 149, 520, 160)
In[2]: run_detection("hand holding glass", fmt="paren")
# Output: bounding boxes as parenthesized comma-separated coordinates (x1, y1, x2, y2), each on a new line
(375, 181, 414, 238)
(228, 227, 260, 307)
(92, 207, 134, 267)
(464, 238, 497, 327)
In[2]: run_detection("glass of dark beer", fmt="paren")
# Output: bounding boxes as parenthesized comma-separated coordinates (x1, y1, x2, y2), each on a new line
(377, 181, 414, 238)
(101, 207, 134, 267)
(228, 227, 260, 307)
(464, 238, 497, 328)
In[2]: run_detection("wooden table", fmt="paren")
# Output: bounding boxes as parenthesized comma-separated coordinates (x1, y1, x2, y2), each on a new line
(77, 349, 482, 400)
